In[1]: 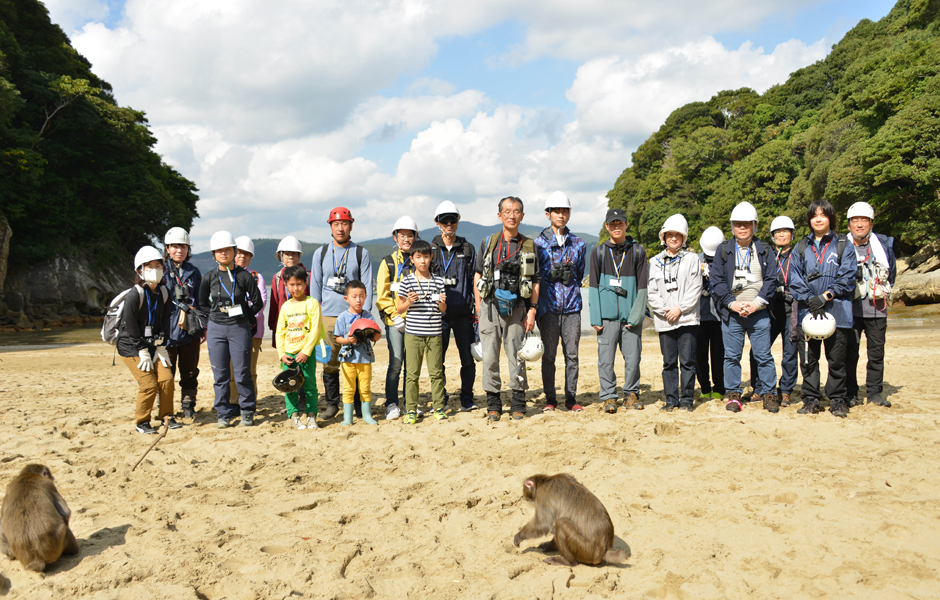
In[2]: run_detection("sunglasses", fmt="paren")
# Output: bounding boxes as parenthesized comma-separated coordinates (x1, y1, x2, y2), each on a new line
(438, 217, 458, 225)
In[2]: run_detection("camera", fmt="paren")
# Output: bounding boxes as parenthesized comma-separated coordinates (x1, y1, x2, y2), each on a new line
(807, 271, 821, 282)
(332, 274, 347, 292)
(731, 283, 745, 293)
(611, 285, 628, 298)
(444, 277, 457, 287)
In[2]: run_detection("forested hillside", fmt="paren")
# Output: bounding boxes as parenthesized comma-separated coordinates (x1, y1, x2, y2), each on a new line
(607, 0, 940, 254)
(0, 0, 198, 269)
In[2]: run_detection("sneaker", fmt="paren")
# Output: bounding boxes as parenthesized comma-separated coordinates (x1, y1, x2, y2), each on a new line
(217, 418, 231, 429)
(240, 411, 255, 427)
(780, 392, 791, 407)
(512, 411, 525, 420)
(707, 392, 724, 400)
(292, 414, 306, 430)
(797, 399, 820, 414)
(461, 403, 479, 412)
(867, 395, 891, 407)
(565, 402, 584, 412)
(182, 407, 195, 419)
(433, 408, 448, 421)
(726, 392, 742, 413)
(624, 392, 643, 410)
(680, 403, 694, 412)
(830, 399, 848, 418)
(762, 393, 780, 414)
(542, 403, 556, 412)
(846, 397, 860, 408)
(165, 417, 183, 429)
(415, 406, 425, 417)
(305, 415, 319, 429)
(386, 404, 402, 420)
(604, 400, 618, 414)
(402, 411, 418, 425)
(661, 404, 676, 412)
(488, 411, 501, 422)
(135, 422, 158, 434)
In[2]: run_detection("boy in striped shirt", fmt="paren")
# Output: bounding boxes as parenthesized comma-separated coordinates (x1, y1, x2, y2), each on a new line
(397, 240, 447, 424)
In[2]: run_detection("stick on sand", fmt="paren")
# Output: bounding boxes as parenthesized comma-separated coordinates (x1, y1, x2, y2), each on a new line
(132, 416, 170, 472)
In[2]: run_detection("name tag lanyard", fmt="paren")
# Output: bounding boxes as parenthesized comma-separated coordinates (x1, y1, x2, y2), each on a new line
(776, 251, 792, 287)
(736, 244, 752, 271)
(144, 288, 158, 336)
(551, 243, 571, 269)
(217, 267, 237, 306)
(438, 247, 455, 277)
(396, 256, 413, 281)
(496, 237, 521, 268)
(332, 245, 351, 277)
(655, 254, 681, 287)
(608, 246, 626, 277)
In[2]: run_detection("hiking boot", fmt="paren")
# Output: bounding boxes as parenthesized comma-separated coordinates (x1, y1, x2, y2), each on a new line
(680, 403, 694, 412)
(780, 392, 791, 408)
(165, 417, 183, 429)
(217, 418, 231, 429)
(741, 389, 756, 403)
(830, 399, 848, 418)
(182, 407, 196, 420)
(762, 393, 780, 414)
(305, 415, 318, 429)
(512, 411, 525, 421)
(797, 399, 819, 414)
(846, 397, 860, 408)
(402, 411, 418, 425)
(433, 408, 448, 421)
(624, 392, 642, 410)
(320, 404, 339, 420)
(726, 392, 742, 413)
(385, 404, 401, 420)
(604, 400, 618, 414)
(240, 411, 255, 427)
(291, 414, 306, 430)
(487, 411, 501, 422)
(136, 421, 158, 434)
(660, 404, 676, 412)
(867, 395, 891, 407)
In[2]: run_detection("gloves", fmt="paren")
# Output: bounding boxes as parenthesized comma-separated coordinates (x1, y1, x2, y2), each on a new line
(154, 346, 172, 368)
(393, 315, 405, 333)
(137, 349, 153, 372)
(807, 294, 828, 318)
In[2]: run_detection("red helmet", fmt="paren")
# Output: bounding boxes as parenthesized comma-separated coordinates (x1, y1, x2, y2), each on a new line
(350, 318, 381, 343)
(328, 207, 354, 224)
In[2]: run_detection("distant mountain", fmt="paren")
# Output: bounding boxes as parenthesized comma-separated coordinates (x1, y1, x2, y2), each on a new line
(190, 222, 599, 282)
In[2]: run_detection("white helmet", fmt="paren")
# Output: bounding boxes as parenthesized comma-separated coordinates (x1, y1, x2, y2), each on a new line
(209, 231, 237, 252)
(164, 227, 190, 246)
(658, 214, 688, 244)
(134, 246, 164, 270)
(730, 201, 759, 223)
(699, 226, 725, 257)
(434, 201, 461, 222)
(235, 236, 255, 255)
(470, 342, 483, 362)
(277, 235, 303, 254)
(770, 216, 795, 233)
(802, 313, 836, 340)
(393, 216, 418, 235)
(847, 201, 875, 221)
(517, 334, 544, 362)
(544, 191, 571, 210)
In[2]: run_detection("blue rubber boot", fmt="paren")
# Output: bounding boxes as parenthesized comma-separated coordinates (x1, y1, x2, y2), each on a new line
(342, 403, 354, 426)
(362, 402, 378, 425)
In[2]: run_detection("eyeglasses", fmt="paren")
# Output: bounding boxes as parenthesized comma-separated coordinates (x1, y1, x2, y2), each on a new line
(501, 210, 523, 217)
(438, 217, 458, 225)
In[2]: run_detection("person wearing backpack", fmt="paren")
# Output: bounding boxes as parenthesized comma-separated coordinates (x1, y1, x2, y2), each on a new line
(199, 231, 264, 428)
(228, 236, 266, 403)
(162, 227, 203, 420)
(789, 200, 858, 417)
(119, 246, 182, 434)
(473, 196, 540, 421)
(374, 216, 418, 419)
(430, 202, 478, 412)
(588, 208, 648, 411)
(710, 202, 779, 414)
(844, 201, 895, 409)
(311, 207, 373, 420)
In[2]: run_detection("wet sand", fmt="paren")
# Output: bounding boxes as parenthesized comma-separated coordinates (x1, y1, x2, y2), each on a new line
(0, 325, 938, 599)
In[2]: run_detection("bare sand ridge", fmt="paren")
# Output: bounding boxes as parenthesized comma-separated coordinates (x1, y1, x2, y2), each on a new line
(0, 328, 938, 599)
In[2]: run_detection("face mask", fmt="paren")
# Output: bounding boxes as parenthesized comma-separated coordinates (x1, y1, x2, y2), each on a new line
(143, 267, 164, 285)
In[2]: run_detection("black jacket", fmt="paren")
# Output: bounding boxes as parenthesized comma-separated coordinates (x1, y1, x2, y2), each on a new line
(117, 285, 172, 358)
(198, 266, 263, 326)
(710, 238, 778, 322)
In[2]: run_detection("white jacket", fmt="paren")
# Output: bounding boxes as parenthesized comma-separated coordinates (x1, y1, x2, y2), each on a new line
(648, 249, 703, 332)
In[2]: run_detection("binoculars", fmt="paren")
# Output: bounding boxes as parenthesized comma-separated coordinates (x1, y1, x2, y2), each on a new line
(548, 264, 573, 285)
(174, 285, 190, 301)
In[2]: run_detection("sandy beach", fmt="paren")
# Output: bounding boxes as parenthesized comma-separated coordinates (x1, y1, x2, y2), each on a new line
(0, 325, 938, 599)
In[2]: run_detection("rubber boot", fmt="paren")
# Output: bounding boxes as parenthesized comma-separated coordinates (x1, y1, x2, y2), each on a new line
(320, 372, 341, 419)
(342, 403, 354, 426)
(362, 402, 378, 425)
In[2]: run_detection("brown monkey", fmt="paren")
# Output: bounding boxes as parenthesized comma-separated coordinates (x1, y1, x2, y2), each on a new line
(1, 464, 79, 571)
(513, 473, 628, 566)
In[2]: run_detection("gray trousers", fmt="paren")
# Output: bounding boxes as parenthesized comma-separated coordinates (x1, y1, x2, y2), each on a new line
(207, 320, 256, 419)
(597, 319, 642, 400)
(538, 312, 581, 405)
(479, 298, 527, 393)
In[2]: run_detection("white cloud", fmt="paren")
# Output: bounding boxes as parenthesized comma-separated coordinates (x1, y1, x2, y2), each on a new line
(42, 0, 110, 33)
(569, 37, 828, 138)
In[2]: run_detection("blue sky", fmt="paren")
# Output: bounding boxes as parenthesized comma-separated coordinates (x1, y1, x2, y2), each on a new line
(48, 0, 897, 244)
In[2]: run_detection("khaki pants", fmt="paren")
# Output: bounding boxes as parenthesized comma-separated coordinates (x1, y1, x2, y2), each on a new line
(122, 355, 175, 424)
(321, 315, 343, 375)
(478, 298, 527, 393)
(341, 363, 372, 404)
(404, 334, 445, 412)
(230, 337, 263, 401)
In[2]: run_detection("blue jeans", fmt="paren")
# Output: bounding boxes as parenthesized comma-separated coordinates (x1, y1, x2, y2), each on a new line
(441, 313, 476, 407)
(659, 326, 697, 407)
(750, 312, 798, 394)
(722, 311, 775, 395)
(384, 324, 406, 408)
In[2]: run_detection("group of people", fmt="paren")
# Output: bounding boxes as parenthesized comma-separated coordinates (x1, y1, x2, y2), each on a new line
(116, 193, 896, 433)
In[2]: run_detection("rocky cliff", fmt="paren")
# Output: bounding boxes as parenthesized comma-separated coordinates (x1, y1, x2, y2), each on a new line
(893, 242, 940, 306)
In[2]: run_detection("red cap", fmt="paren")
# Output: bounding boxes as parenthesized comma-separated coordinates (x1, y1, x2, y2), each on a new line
(328, 207, 354, 223)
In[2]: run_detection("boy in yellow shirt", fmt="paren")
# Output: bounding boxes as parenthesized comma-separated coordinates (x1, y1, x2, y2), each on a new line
(275, 265, 323, 429)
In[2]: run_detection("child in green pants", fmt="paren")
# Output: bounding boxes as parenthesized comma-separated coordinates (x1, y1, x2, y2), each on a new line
(275, 265, 323, 429)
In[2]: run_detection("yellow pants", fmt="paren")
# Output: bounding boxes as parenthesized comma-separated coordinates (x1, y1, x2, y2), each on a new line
(340, 362, 372, 404)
